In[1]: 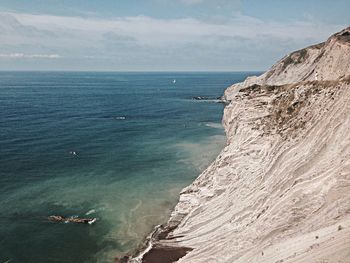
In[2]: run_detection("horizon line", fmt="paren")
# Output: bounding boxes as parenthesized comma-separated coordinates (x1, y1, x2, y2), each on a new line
(0, 70, 265, 73)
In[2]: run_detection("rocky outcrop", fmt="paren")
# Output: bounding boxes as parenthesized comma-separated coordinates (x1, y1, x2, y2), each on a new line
(224, 27, 350, 103)
(133, 27, 350, 263)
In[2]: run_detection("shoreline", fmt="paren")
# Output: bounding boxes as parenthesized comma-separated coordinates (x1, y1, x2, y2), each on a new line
(113, 118, 228, 262)
(122, 93, 232, 263)
(124, 207, 197, 263)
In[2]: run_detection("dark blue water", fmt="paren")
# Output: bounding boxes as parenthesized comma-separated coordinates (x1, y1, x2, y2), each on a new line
(0, 72, 256, 262)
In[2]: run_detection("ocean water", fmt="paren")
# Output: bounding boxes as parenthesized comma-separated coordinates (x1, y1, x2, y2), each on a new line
(0, 72, 256, 263)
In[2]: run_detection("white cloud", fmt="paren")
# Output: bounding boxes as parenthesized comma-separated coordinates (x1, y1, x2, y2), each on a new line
(4, 12, 342, 43)
(179, 0, 204, 5)
(0, 11, 346, 70)
(0, 53, 61, 59)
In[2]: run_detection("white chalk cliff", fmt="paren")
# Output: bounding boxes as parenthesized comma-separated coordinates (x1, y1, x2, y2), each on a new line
(136, 27, 350, 263)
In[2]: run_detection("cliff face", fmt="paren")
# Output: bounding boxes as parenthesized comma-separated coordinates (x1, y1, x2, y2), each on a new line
(135, 27, 350, 263)
(225, 27, 350, 94)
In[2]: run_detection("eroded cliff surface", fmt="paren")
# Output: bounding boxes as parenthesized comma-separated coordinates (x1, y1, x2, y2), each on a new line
(137, 27, 350, 263)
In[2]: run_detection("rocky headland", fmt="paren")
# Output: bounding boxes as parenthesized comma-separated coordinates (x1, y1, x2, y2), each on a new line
(130, 27, 350, 263)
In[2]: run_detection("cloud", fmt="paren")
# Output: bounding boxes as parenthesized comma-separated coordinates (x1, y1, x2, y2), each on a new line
(0, 11, 346, 70)
(166, 0, 239, 9)
(179, 0, 204, 5)
(0, 13, 55, 37)
(0, 53, 61, 58)
(6, 12, 341, 42)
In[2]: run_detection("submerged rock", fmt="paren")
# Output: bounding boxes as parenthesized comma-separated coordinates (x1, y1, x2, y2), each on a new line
(192, 96, 227, 104)
(48, 215, 96, 225)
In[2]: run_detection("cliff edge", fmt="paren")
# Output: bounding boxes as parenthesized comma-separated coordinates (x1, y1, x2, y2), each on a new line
(134, 27, 350, 263)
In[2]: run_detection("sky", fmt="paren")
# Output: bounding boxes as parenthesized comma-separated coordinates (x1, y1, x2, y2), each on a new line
(0, 0, 348, 71)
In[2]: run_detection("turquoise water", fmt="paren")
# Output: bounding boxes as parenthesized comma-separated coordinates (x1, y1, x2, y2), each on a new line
(0, 72, 255, 262)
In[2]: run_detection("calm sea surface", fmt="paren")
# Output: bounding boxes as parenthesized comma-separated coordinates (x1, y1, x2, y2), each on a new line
(0, 72, 257, 262)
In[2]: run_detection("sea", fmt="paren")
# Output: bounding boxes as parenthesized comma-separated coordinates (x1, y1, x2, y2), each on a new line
(0, 72, 257, 262)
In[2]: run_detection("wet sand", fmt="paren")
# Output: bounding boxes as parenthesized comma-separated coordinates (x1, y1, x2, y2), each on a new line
(142, 245, 192, 263)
